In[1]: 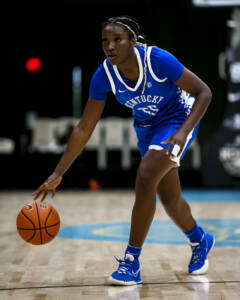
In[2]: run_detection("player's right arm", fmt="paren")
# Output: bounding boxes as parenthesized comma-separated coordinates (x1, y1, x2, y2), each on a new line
(32, 97, 106, 201)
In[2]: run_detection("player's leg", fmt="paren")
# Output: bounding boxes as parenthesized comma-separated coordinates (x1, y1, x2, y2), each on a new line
(109, 149, 176, 285)
(129, 149, 176, 247)
(157, 167, 195, 231)
(157, 168, 215, 275)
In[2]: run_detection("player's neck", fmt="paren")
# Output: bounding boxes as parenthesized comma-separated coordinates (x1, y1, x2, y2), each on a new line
(117, 52, 139, 82)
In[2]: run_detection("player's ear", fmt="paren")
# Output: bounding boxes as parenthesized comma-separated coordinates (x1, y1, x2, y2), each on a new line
(131, 38, 136, 47)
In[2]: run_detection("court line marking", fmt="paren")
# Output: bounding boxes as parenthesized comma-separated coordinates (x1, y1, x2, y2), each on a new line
(157, 190, 240, 202)
(0, 280, 239, 291)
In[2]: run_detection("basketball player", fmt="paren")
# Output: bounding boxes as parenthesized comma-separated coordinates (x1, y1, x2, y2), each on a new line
(32, 16, 215, 285)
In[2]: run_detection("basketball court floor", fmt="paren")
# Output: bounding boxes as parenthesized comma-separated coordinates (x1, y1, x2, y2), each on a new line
(0, 189, 239, 299)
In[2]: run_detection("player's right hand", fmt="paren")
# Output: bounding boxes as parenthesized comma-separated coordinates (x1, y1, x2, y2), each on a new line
(32, 173, 63, 202)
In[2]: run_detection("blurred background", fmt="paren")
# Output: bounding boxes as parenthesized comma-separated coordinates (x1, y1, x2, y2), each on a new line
(1, 0, 240, 190)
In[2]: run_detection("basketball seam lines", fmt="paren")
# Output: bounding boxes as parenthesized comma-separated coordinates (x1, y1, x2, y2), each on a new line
(17, 222, 60, 230)
(45, 207, 55, 238)
(35, 201, 43, 244)
(20, 209, 36, 243)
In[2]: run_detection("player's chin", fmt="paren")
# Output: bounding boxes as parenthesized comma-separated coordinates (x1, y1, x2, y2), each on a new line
(107, 55, 118, 65)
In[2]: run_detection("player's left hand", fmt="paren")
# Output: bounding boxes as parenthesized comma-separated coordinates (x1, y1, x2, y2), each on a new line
(161, 129, 188, 160)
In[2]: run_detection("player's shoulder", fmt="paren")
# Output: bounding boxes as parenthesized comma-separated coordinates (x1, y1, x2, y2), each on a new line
(135, 45, 168, 60)
(92, 61, 109, 80)
(94, 61, 106, 74)
(149, 46, 175, 62)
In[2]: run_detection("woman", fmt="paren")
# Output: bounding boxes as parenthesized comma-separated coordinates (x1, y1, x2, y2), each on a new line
(33, 16, 214, 286)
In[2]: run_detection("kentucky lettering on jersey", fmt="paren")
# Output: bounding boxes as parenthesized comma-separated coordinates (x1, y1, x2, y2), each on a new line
(90, 46, 195, 126)
(125, 95, 164, 109)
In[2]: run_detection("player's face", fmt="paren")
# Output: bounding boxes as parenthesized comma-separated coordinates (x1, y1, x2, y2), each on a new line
(102, 24, 135, 66)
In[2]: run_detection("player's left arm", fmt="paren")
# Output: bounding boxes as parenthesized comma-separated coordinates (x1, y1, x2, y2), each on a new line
(162, 67, 212, 157)
(175, 67, 212, 134)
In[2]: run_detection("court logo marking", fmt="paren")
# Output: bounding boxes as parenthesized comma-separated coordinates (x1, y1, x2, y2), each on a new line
(57, 219, 240, 247)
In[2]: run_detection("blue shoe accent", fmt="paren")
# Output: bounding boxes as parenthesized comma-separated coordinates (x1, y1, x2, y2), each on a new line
(188, 232, 215, 274)
(108, 254, 142, 285)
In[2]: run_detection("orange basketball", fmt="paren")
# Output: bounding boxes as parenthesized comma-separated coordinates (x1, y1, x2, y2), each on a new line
(16, 200, 60, 245)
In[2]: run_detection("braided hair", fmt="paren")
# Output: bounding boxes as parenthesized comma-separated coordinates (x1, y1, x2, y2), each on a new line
(102, 16, 145, 44)
(102, 16, 147, 94)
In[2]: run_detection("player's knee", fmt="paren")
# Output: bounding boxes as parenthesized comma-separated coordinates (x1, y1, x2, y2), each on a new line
(137, 160, 155, 185)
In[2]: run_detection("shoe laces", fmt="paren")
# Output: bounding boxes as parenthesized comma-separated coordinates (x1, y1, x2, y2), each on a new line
(115, 253, 134, 274)
(189, 235, 205, 264)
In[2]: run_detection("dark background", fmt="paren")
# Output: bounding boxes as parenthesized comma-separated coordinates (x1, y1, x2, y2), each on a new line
(1, 0, 237, 189)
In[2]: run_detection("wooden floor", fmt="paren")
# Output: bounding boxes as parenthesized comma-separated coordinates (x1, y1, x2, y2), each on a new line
(0, 190, 240, 299)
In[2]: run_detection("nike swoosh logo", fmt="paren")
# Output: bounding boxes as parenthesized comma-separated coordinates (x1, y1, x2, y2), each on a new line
(118, 89, 127, 93)
(131, 268, 140, 277)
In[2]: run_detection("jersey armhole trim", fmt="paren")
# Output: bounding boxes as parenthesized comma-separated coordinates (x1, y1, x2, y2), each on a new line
(147, 47, 168, 83)
(103, 60, 116, 94)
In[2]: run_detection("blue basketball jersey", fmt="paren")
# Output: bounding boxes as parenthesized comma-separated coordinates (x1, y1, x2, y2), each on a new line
(90, 46, 195, 127)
